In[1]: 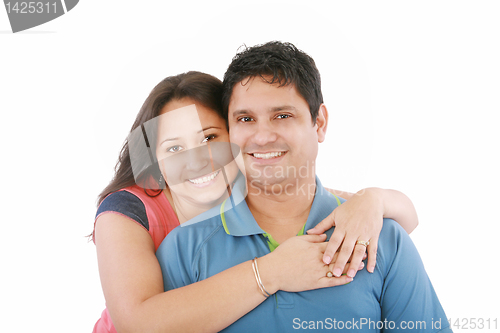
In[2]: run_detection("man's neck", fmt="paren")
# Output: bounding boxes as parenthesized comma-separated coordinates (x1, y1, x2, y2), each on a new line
(245, 176, 317, 244)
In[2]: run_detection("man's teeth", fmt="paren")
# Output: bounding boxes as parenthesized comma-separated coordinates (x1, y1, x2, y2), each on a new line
(253, 152, 283, 159)
(189, 170, 220, 184)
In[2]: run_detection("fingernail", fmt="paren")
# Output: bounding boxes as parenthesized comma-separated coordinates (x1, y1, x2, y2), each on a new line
(359, 262, 365, 270)
(333, 268, 342, 277)
(323, 256, 331, 264)
(347, 269, 356, 278)
(346, 277, 354, 284)
(368, 265, 374, 273)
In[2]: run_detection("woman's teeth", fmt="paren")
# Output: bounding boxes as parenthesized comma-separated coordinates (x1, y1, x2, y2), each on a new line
(188, 170, 220, 184)
(253, 152, 283, 159)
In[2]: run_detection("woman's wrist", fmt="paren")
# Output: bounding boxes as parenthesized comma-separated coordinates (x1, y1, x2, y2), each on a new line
(362, 188, 418, 233)
(357, 187, 385, 217)
(253, 254, 280, 295)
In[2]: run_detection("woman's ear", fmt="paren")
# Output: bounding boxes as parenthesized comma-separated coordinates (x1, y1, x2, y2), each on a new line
(315, 104, 328, 143)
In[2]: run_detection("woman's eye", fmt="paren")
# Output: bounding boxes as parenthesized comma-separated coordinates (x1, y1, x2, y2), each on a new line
(202, 134, 217, 143)
(167, 145, 183, 153)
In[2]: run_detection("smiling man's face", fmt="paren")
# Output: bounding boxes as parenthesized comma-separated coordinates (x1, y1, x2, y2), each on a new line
(228, 76, 328, 192)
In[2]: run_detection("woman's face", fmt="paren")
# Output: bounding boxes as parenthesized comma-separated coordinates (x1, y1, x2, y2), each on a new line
(155, 98, 240, 208)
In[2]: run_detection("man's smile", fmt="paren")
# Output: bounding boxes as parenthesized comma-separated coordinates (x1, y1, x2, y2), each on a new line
(250, 151, 286, 159)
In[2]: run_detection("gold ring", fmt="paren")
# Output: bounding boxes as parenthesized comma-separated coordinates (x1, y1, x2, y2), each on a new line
(356, 240, 370, 247)
(326, 271, 333, 278)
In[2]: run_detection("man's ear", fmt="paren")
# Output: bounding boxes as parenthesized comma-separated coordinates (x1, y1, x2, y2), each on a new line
(315, 104, 328, 143)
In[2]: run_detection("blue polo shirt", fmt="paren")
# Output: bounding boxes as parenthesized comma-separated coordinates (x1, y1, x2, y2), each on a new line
(157, 177, 452, 332)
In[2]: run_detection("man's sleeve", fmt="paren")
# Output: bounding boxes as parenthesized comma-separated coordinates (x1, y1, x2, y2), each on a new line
(379, 219, 453, 332)
(156, 228, 195, 291)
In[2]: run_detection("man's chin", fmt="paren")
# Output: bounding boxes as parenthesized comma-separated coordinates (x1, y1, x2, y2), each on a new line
(247, 176, 288, 190)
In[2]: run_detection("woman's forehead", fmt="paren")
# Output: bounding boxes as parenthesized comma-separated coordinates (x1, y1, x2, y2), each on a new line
(160, 103, 201, 123)
(155, 104, 204, 140)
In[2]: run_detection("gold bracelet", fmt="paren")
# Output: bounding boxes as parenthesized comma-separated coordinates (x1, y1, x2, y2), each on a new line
(251, 259, 268, 297)
(252, 257, 271, 297)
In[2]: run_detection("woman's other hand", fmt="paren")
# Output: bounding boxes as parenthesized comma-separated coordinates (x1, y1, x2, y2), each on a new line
(306, 188, 383, 278)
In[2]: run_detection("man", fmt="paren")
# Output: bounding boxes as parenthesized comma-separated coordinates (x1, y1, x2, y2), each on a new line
(156, 41, 451, 332)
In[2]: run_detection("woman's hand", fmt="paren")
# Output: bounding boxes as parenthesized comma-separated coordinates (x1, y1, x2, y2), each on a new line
(257, 234, 363, 294)
(306, 188, 383, 278)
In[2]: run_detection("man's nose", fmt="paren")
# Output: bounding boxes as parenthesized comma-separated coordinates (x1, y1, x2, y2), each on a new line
(252, 121, 278, 146)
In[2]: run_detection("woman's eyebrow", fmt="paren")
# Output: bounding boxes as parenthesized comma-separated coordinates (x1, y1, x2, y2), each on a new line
(159, 137, 179, 146)
(159, 126, 222, 146)
(198, 126, 222, 133)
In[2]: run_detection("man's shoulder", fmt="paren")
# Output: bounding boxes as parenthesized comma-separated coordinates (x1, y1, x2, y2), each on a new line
(376, 218, 422, 275)
(376, 218, 411, 255)
(164, 212, 223, 244)
(156, 213, 224, 270)
(380, 217, 409, 241)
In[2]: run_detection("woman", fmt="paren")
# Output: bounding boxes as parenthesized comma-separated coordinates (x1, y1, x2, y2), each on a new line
(93, 71, 418, 332)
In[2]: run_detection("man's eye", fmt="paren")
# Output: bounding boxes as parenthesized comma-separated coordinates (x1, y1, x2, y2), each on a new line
(238, 116, 253, 122)
(167, 145, 183, 153)
(276, 114, 290, 119)
(202, 134, 217, 143)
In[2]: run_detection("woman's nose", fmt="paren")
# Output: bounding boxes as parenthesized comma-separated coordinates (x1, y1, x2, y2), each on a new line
(184, 146, 210, 171)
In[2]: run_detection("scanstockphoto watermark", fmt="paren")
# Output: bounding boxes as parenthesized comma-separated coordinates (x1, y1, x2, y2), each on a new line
(447, 317, 498, 330)
(247, 160, 338, 199)
(292, 317, 445, 330)
(248, 177, 325, 199)
(248, 159, 317, 181)
(3, 0, 79, 33)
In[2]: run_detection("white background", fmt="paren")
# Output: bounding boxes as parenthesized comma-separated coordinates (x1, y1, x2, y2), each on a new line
(1, 1, 499, 332)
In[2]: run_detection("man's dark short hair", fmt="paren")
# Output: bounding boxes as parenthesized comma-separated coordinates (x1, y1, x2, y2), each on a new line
(222, 41, 323, 124)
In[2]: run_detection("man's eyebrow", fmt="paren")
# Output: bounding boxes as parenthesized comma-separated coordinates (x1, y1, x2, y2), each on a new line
(231, 106, 297, 117)
(270, 105, 297, 112)
(231, 109, 253, 117)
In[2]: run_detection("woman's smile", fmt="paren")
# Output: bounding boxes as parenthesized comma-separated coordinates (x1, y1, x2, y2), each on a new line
(187, 169, 221, 187)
